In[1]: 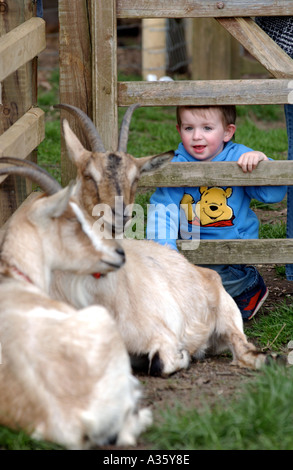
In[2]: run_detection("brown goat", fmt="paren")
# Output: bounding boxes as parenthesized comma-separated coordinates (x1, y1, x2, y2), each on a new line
(49, 105, 285, 376)
(55, 104, 174, 236)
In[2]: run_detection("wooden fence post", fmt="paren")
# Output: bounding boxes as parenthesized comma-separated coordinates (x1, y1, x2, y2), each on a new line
(142, 18, 167, 80)
(59, 0, 92, 186)
(59, 0, 119, 184)
(0, 0, 37, 225)
(91, 0, 118, 152)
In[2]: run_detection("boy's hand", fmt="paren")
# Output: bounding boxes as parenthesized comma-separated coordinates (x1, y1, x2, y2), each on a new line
(237, 151, 269, 173)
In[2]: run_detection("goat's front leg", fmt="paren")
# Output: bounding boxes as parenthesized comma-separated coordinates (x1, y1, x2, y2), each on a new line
(148, 335, 190, 377)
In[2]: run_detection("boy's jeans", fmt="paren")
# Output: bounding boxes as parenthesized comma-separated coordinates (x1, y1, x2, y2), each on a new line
(199, 264, 259, 298)
(285, 104, 293, 281)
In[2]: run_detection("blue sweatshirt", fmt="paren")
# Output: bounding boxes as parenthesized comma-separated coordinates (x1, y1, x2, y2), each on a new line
(146, 141, 287, 250)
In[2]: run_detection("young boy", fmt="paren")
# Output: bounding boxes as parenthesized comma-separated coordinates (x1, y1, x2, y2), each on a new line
(146, 105, 287, 321)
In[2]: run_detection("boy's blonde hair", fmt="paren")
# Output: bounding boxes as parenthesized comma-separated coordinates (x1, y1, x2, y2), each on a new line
(176, 105, 236, 128)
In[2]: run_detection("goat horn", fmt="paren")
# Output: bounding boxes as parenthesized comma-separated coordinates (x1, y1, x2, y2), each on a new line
(0, 164, 62, 195)
(118, 104, 140, 153)
(0, 157, 59, 181)
(54, 104, 106, 153)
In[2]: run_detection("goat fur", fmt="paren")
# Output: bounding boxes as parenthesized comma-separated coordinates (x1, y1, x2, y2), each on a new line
(50, 111, 281, 377)
(52, 238, 271, 376)
(0, 185, 151, 448)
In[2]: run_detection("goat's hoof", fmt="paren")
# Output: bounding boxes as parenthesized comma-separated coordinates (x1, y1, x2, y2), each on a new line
(265, 352, 287, 366)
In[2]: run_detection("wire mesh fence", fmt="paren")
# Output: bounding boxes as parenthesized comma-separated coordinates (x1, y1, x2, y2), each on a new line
(118, 18, 191, 77)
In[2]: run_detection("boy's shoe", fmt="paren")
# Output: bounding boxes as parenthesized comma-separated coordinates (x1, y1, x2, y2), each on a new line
(234, 275, 268, 321)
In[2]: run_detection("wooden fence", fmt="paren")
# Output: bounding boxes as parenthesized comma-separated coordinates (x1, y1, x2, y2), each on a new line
(58, 0, 293, 265)
(1, 2, 293, 266)
(0, 0, 46, 226)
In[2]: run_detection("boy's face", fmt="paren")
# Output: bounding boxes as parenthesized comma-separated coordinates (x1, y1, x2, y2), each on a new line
(176, 108, 236, 161)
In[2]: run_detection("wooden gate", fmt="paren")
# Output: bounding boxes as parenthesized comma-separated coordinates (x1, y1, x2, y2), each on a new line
(58, 0, 293, 265)
(0, 0, 46, 226)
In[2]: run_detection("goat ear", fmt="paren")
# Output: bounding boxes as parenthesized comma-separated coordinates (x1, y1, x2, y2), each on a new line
(29, 184, 75, 223)
(62, 119, 89, 165)
(137, 150, 174, 175)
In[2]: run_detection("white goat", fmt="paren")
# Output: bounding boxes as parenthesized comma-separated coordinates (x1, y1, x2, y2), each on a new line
(0, 161, 152, 449)
(52, 239, 274, 376)
(48, 104, 283, 377)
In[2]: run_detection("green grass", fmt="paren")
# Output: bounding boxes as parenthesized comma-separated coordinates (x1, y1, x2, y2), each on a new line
(1, 70, 291, 451)
(123, 105, 180, 157)
(0, 427, 63, 450)
(236, 103, 285, 122)
(259, 221, 286, 239)
(246, 300, 293, 351)
(235, 104, 287, 160)
(37, 69, 61, 182)
(146, 364, 293, 450)
(236, 122, 287, 160)
(37, 120, 61, 182)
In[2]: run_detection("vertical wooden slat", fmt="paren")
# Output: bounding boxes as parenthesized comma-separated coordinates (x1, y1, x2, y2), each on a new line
(142, 18, 167, 80)
(59, 0, 92, 186)
(91, 0, 118, 151)
(0, 0, 36, 226)
(191, 18, 235, 80)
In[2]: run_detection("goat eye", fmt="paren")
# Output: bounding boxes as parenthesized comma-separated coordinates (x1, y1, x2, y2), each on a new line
(66, 216, 78, 224)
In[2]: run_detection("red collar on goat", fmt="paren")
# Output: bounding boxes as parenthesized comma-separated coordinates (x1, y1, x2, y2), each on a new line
(11, 266, 33, 285)
(92, 272, 102, 279)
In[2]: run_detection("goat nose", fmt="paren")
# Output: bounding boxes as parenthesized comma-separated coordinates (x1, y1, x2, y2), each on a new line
(116, 246, 126, 262)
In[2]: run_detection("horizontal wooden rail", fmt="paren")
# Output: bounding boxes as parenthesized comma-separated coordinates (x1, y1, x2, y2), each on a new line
(140, 160, 292, 264)
(119, 79, 293, 107)
(117, 0, 293, 18)
(177, 239, 293, 265)
(0, 107, 45, 184)
(139, 161, 293, 188)
(0, 17, 46, 82)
